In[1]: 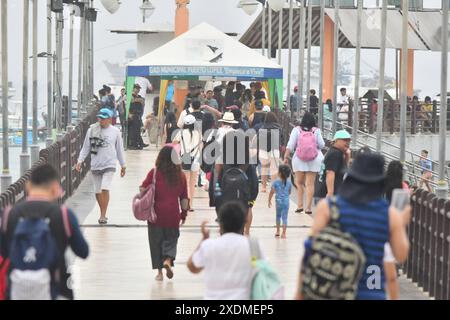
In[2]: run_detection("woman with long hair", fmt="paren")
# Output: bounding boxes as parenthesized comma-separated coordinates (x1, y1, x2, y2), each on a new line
(163, 111, 178, 144)
(173, 114, 202, 211)
(140, 145, 189, 281)
(258, 112, 282, 192)
(284, 112, 325, 215)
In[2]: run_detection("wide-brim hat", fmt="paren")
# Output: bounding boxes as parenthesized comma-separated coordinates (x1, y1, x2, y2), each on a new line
(97, 108, 113, 119)
(218, 112, 238, 124)
(346, 152, 386, 183)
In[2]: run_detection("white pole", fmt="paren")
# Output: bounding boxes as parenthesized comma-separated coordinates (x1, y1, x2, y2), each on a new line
(305, 0, 312, 112)
(30, 0, 40, 163)
(351, 0, 362, 148)
(332, 0, 339, 135)
(318, 0, 325, 130)
(376, 0, 387, 152)
(436, 0, 449, 199)
(287, 0, 294, 113)
(298, 0, 306, 115)
(20, 0, 30, 176)
(46, 0, 53, 147)
(399, 0, 408, 163)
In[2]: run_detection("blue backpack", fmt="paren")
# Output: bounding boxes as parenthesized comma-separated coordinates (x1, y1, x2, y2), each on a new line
(4, 206, 71, 300)
(249, 237, 284, 300)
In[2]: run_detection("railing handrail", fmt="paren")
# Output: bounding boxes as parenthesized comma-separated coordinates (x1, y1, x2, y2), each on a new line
(0, 104, 99, 210)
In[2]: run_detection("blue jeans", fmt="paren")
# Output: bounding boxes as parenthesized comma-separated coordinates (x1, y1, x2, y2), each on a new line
(276, 199, 289, 226)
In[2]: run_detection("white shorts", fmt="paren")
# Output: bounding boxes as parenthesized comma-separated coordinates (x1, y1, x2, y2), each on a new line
(92, 171, 115, 194)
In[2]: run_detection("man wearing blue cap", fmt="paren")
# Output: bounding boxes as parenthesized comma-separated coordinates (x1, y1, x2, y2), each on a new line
(76, 108, 126, 225)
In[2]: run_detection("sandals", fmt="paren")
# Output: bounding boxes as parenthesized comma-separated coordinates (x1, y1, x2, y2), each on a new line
(295, 208, 304, 214)
(305, 211, 313, 215)
(98, 217, 108, 225)
(275, 233, 280, 238)
(163, 261, 174, 279)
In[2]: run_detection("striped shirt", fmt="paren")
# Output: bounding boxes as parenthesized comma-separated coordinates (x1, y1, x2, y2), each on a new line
(332, 196, 390, 300)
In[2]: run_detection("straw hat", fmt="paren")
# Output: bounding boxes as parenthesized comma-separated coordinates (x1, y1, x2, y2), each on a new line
(218, 112, 238, 124)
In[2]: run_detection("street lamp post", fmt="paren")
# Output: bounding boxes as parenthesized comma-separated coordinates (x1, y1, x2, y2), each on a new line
(20, 0, 30, 176)
(30, 0, 40, 163)
(56, 11, 64, 140)
(1, 0, 12, 193)
(141, 0, 155, 23)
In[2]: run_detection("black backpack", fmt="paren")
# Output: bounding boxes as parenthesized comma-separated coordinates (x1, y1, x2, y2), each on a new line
(301, 197, 366, 300)
(217, 167, 250, 209)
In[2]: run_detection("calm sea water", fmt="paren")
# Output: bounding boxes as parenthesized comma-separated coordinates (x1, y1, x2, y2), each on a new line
(0, 142, 47, 183)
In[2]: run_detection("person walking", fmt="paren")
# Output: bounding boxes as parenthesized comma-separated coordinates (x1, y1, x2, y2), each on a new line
(297, 152, 410, 300)
(289, 86, 299, 114)
(101, 85, 117, 125)
(0, 164, 89, 300)
(314, 130, 351, 200)
(173, 115, 202, 211)
(140, 145, 188, 281)
(187, 202, 263, 299)
(418, 150, 433, 192)
(116, 88, 127, 132)
(162, 111, 178, 144)
(284, 112, 325, 215)
(309, 89, 319, 115)
(76, 108, 126, 225)
(268, 165, 293, 239)
(258, 112, 282, 193)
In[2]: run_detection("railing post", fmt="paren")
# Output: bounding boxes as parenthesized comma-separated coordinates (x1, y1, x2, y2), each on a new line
(432, 100, 438, 134)
(389, 101, 395, 134)
(411, 100, 416, 135)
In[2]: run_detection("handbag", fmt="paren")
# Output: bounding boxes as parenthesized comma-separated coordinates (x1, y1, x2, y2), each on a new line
(181, 133, 200, 171)
(132, 168, 157, 223)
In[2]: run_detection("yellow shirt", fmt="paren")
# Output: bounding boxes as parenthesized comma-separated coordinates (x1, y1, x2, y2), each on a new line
(422, 103, 433, 113)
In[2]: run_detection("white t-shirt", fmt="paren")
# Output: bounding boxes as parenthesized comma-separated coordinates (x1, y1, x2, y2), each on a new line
(191, 233, 255, 300)
(135, 77, 152, 98)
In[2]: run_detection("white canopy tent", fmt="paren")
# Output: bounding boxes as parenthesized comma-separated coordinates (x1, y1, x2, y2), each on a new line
(126, 22, 283, 81)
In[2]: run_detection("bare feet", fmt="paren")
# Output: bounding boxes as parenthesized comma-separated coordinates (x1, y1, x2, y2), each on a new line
(281, 233, 287, 239)
(155, 272, 163, 281)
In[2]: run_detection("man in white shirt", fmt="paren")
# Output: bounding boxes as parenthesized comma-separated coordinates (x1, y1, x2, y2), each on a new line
(337, 87, 350, 106)
(134, 77, 153, 100)
(187, 202, 262, 300)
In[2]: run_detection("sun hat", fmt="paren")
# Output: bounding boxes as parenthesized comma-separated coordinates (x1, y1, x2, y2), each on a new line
(346, 152, 386, 183)
(333, 130, 351, 141)
(183, 114, 196, 126)
(218, 112, 238, 124)
(97, 108, 114, 119)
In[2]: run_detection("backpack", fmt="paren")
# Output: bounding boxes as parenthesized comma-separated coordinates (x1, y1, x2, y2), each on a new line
(249, 237, 284, 300)
(218, 167, 250, 208)
(200, 133, 218, 174)
(295, 127, 318, 162)
(132, 168, 157, 223)
(3, 205, 71, 300)
(301, 197, 366, 300)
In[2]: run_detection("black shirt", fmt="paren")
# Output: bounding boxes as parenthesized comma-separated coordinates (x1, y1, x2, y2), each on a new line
(310, 95, 319, 114)
(314, 146, 346, 198)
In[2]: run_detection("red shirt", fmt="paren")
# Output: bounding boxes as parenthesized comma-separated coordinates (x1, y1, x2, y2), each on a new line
(141, 169, 188, 228)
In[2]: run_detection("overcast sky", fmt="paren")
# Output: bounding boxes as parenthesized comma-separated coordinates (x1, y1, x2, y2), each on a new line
(2, 0, 449, 113)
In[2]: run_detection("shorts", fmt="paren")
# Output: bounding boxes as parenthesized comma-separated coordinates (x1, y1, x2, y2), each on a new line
(92, 171, 115, 194)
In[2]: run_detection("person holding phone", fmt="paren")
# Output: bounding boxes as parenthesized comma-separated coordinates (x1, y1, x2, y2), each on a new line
(296, 152, 411, 300)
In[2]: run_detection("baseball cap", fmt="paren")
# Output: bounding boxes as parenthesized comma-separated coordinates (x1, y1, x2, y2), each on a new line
(97, 108, 114, 119)
(183, 114, 196, 126)
(333, 130, 351, 141)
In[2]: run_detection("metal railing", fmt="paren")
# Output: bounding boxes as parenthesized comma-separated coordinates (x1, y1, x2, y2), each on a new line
(0, 105, 98, 210)
(276, 109, 450, 299)
(405, 189, 450, 300)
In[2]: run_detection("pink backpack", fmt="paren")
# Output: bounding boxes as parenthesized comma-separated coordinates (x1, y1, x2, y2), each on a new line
(132, 168, 157, 223)
(295, 127, 318, 162)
